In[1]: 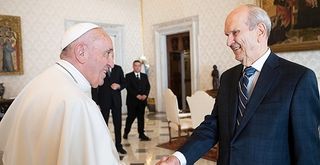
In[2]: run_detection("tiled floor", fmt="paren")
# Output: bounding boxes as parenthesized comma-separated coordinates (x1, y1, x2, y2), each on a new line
(0, 112, 215, 165)
(116, 112, 214, 165)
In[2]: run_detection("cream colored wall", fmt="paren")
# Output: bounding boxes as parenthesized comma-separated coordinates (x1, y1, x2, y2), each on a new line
(142, 0, 320, 100)
(1, 0, 320, 101)
(0, 0, 143, 98)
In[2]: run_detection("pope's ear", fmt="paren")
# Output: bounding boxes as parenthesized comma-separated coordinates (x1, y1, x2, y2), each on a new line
(73, 43, 88, 64)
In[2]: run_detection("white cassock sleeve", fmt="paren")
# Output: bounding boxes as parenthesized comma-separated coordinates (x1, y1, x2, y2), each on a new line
(57, 98, 120, 165)
(0, 97, 120, 165)
(0, 63, 121, 165)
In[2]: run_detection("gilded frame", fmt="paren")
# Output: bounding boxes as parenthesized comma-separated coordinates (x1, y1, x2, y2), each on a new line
(258, 0, 320, 52)
(0, 15, 23, 75)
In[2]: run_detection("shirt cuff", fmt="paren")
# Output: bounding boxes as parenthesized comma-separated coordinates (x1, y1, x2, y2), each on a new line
(173, 151, 187, 165)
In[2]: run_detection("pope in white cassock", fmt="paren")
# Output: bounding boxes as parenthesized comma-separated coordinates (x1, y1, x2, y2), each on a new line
(0, 23, 121, 164)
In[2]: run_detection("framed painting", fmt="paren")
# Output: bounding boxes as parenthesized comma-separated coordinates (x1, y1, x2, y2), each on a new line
(0, 15, 23, 75)
(257, 0, 320, 52)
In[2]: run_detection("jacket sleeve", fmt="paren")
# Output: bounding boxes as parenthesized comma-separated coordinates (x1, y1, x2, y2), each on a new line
(118, 67, 126, 91)
(143, 74, 151, 96)
(178, 100, 219, 164)
(290, 69, 320, 165)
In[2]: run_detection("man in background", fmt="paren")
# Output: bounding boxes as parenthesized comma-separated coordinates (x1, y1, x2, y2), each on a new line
(157, 4, 320, 165)
(92, 64, 127, 154)
(0, 23, 121, 165)
(123, 60, 151, 141)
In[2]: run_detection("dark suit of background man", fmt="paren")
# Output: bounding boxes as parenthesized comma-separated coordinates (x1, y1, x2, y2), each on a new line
(123, 60, 151, 141)
(157, 4, 320, 165)
(91, 64, 127, 154)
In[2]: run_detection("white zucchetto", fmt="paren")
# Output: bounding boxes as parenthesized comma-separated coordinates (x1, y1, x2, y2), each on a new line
(61, 23, 99, 50)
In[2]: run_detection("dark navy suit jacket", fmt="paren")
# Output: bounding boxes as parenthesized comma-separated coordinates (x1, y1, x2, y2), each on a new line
(179, 53, 320, 165)
(91, 65, 125, 109)
(125, 72, 150, 107)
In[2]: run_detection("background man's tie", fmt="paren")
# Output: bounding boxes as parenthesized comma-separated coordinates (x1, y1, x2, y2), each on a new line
(237, 66, 256, 126)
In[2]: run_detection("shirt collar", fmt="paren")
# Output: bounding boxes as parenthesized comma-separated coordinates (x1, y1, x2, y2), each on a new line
(56, 60, 91, 94)
(250, 48, 271, 72)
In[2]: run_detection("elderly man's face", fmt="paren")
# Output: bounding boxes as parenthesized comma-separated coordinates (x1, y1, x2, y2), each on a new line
(85, 29, 114, 87)
(224, 7, 259, 65)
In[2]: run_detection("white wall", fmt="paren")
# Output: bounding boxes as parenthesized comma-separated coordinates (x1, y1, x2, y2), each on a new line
(142, 0, 320, 101)
(0, 0, 144, 98)
(1, 0, 320, 103)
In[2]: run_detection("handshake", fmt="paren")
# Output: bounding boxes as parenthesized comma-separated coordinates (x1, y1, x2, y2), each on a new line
(155, 155, 180, 165)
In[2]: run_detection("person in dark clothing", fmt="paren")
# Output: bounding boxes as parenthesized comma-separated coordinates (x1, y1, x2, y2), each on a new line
(157, 4, 320, 165)
(123, 60, 151, 141)
(92, 64, 127, 154)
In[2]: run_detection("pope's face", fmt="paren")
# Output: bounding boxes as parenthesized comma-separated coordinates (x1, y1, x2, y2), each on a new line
(86, 30, 114, 87)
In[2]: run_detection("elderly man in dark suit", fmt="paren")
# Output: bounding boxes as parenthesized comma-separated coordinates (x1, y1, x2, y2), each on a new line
(157, 4, 320, 165)
(92, 64, 127, 154)
(123, 60, 151, 141)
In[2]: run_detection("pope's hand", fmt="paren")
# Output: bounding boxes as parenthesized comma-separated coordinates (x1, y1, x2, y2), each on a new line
(156, 156, 180, 165)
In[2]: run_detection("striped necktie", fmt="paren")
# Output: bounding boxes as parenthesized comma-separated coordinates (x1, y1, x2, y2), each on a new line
(236, 66, 256, 126)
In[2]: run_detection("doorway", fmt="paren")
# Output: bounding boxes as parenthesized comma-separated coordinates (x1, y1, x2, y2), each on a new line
(154, 16, 199, 112)
(166, 32, 191, 111)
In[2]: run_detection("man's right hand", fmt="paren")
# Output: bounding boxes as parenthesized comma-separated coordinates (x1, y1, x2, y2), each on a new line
(156, 156, 180, 165)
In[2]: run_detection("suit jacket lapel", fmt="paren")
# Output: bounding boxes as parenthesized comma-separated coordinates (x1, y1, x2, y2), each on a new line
(228, 65, 243, 137)
(232, 53, 280, 140)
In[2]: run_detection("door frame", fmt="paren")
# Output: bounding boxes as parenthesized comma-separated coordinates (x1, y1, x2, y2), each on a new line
(154, 16, 199, 112)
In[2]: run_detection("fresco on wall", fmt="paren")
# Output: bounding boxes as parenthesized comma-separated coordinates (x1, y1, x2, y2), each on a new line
(258, 0, 320, 52)
(0, 15, 23, 75)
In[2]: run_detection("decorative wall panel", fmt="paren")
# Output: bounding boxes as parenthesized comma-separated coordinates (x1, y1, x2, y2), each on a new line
(0, 0, 143, 98)
(142, 0, 320, 100)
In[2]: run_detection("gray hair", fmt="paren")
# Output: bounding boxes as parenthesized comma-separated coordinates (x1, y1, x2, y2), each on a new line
(246, 4, 272, 37)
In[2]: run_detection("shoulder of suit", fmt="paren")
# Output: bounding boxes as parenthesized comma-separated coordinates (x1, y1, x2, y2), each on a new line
(126, 72, 134, 76)
(220, 64, 242, 78)
(273, 53, 310, 73)
(113, 65, 122, 70)
(140, 72, 148, 76)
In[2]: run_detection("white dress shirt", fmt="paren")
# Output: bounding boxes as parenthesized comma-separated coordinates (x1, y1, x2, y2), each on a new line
(246, 48, 270, 98)
(173, 48, 271, 165)
(135, 72, 141, 79)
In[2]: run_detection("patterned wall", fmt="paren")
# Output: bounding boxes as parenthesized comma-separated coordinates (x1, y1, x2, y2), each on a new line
(1, 0, 319, 100)
(142, 0, 320, 99)
(0, 0, 144, 98)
